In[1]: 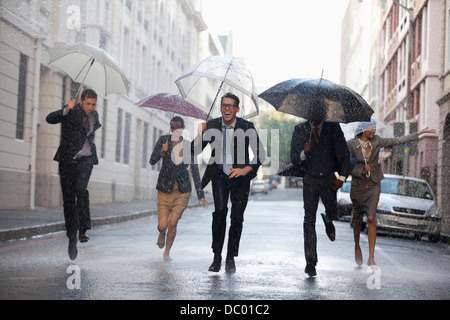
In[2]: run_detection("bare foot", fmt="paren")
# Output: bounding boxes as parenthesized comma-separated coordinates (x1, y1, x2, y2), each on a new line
(163, 252, 171, 261)
(367, 258, 376, 266)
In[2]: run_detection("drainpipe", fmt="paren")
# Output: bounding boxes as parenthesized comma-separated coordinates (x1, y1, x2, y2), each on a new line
(29, 33, 44, 209)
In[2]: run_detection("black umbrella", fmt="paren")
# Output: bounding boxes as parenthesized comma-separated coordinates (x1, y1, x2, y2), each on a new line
(259, 78, 373, 123)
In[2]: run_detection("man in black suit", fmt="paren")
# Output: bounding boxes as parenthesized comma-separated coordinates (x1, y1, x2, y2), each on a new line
(290, 106, 350, 277)
(193, 92, 265, 273)
(46, 89, 101, 260)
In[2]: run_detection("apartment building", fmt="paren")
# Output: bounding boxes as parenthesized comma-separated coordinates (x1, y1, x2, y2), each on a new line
(0, 0, 225, 209)
(378, 0, 441, 189)
(437, 1, 450, 234)
(341, 0, 447, 233)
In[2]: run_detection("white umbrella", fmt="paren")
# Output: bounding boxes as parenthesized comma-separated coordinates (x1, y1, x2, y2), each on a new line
(175, 56, 259, 120)
(340, 118, 392, 141)
(48, 43, 129, 98)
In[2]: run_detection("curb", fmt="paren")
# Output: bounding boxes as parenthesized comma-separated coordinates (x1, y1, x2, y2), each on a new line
(0, 209, 159, 243)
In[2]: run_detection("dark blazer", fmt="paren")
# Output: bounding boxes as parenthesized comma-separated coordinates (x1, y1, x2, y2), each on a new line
(46, 104, 101, 164)
(348, 133, 419, 185)
(150, 135, 204, 199)
(291, 121, 350, 179)
(192, 117, 265, 188)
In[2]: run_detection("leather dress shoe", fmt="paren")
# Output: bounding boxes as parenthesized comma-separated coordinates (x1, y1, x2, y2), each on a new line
(225, 256, 236, 274)
(321, 213, 336, 241)
(79, 232, 89, 243)
(68, 238, 78, 260)
(305, 263, 317, 277)
(208, 256, 221, 272)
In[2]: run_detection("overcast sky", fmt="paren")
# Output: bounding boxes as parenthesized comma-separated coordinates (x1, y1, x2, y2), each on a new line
(202, 0, 349, 91)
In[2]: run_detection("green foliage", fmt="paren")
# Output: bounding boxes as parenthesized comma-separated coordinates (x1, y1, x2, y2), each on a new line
(255, 111, 304, 170)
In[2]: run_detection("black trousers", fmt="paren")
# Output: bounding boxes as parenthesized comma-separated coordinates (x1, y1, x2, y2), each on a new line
(59, 156, 94, 240)
(211, 172, 250, 258)
(302, 174, 338, 266)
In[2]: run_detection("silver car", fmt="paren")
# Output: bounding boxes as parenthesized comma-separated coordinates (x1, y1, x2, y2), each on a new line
(337, 174, 442, 242)
(336, 179, 352, 218)
(250, 180, 268, 195)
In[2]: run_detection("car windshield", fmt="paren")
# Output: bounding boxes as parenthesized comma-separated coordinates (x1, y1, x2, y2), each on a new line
(380, 177, 433, 200)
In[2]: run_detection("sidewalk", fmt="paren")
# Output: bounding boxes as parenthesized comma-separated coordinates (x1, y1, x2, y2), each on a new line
(0, 195, 212, 242)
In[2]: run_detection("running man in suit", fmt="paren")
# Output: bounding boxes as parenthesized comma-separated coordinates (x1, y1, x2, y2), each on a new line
(46, 89, 101, 260)
(193, 92, 265, 273)
(291, 106, 351, 277)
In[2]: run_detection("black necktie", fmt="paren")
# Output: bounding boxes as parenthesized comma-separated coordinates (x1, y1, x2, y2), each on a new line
(313, 126, 320, 143)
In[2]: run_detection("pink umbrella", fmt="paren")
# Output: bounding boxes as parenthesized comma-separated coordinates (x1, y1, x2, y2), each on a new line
(136, 93, 212, 120)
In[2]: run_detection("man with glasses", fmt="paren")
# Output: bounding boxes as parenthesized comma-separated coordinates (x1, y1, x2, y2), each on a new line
(193, 92, 265, 273)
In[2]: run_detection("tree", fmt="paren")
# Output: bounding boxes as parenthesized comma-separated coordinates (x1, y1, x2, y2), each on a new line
(256, 111, 303, 171)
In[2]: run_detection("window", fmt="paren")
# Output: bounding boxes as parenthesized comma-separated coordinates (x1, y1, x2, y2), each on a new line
(115, 109, 123, 162)
(141, 46, 148, 89)
(142, 122, 149, 168)
(411, 13, 422, 62)
(123, 112, 131, 164)
(121, 27, 130, 76)
(16, 53, 28, 140)
(152, 127, 157, 170)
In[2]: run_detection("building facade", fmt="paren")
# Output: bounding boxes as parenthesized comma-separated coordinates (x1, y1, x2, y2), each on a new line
(341, 0, 447, 233)
(0, 0, 226, 209)
(436, 0, 450, 234)
(378, 0, 441, 187)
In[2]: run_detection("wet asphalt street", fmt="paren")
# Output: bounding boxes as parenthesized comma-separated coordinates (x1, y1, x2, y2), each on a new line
(1, 189, 449, 308)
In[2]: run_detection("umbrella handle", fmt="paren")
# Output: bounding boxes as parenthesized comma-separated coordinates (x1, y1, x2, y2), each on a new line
(205, 59, 233, 121)
(73, 58, 95, 100)
(206, 80, 225, 120)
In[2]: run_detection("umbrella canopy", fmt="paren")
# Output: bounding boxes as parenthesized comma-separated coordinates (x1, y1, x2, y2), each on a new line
(48, 43, 129, 97)
(175, 56, 259, 120)
(277, 163, 305, 177)
(340, 118, 392, 140)
(136, 93, 212, 120)
(259, 78, 373, 123)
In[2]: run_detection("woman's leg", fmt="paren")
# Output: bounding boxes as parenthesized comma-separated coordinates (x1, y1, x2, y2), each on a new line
(157, 216, 168, 248)
(367, 215, 377, 265)
(353, 216, 363, 266)
(163, 211, 182, 260)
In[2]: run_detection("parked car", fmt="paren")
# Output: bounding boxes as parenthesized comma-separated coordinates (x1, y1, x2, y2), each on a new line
(251, 180, 268, 195)
(336, 179, 352, 219)
(338, 174, 441, 242)
(264, 179, 272, 191)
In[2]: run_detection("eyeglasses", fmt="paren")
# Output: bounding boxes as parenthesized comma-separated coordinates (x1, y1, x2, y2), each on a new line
(221, 103, 236, 110)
